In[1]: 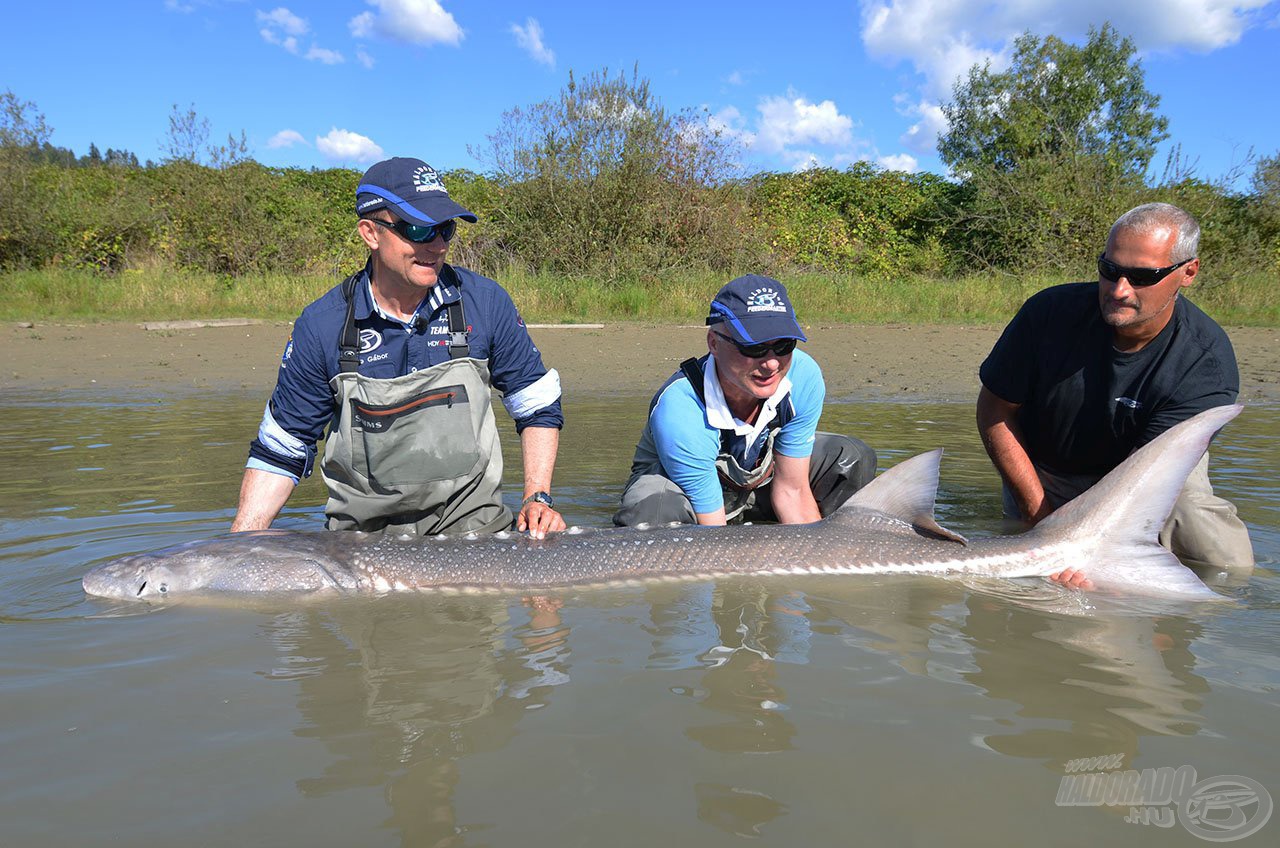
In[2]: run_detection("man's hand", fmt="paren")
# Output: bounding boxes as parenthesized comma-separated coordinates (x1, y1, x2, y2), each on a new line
(517, 499, 566, 540)
(1049, 568, 1095, 590)
(517, 426, 563, 539)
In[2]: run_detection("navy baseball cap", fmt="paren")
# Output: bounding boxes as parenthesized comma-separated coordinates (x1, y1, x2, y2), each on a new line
(706, 275, 807, 344)
(355, 157, 478, 226)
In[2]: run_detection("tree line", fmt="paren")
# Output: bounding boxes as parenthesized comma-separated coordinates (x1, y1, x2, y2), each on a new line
(2, 26, 1277, 288)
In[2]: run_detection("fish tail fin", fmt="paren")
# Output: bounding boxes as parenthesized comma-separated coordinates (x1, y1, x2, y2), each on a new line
(1030, 404, 1242, 600)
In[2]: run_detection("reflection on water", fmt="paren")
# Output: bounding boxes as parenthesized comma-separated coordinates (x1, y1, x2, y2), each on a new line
(1, 389, 1277, 846)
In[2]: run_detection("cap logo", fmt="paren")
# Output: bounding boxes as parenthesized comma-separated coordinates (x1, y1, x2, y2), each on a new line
(412, 165, 447, 194)
(746, 287, 787, 313)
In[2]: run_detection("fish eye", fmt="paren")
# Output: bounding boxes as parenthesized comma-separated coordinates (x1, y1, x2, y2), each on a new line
(158, 583, 168, 594)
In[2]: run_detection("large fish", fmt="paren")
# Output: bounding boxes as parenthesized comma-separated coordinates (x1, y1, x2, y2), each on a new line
(82, 405, 1244, 602)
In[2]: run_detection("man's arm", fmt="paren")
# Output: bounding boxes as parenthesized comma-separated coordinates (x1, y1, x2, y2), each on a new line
(230, 468, 296, 532)
(976, 385, 1051, 525)
(694, 507, 728, 526)
(768, 453, 822, 524)
(516, 425, 566, 539)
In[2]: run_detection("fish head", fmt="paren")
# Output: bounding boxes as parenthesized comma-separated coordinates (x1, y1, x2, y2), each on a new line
(83, 533, 351, 600)
(83, 548, 220, 600)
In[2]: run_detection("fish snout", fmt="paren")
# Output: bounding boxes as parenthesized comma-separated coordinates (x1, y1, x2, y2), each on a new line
(83, 555, 175, 601)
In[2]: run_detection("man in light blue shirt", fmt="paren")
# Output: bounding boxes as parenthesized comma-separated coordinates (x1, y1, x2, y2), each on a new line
(615, 275, 876, 527)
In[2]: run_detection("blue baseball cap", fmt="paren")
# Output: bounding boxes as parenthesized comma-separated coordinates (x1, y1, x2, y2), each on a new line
(354, 157, 478, 226)
(706, 275, 807, 344)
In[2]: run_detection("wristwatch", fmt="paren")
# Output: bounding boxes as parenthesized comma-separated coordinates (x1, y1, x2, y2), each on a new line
(522, 491, 554, 508)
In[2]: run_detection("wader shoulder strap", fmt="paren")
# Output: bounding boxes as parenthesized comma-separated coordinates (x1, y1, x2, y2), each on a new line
(441, 264, 470, 360)
(679, 357, 707, 405)
(679, 356, 734, 454)
(338, 269, 469, 367)
(680, 354, 790, 462)
(446, 298, 469, 359)
(338, 272, 363, 374)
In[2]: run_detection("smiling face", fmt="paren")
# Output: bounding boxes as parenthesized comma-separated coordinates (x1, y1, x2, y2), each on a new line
(708, 329, 793, 419)
(1098, 225, 1199, 348)
(359, 213, 451, 297)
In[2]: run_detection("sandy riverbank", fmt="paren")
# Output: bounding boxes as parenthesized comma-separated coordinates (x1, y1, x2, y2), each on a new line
(3, 319, 1278, 403)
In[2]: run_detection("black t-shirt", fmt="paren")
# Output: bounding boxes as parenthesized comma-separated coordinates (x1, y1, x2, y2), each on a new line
(979, 282, 1239, 475)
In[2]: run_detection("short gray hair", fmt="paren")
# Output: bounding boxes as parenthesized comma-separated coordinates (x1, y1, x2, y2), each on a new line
(1111, 203, 1200, 262)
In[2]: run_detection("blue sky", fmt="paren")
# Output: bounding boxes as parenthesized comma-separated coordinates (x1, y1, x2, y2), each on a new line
(4, 0, 1278, 184)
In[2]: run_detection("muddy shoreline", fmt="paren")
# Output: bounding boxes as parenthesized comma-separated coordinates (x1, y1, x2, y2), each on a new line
(3, 320, 1278, 403)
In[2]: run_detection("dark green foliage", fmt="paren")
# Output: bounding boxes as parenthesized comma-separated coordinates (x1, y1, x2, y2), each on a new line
(940, 24, 1167, 178)
(938, 25, 1177, 272)
(1250, 153, 1280, 272)
(751, 164, 952, 276)
(472, 66, 757, 280)
(944, 153, 1148, 273)
(0, 66, 1275, 299)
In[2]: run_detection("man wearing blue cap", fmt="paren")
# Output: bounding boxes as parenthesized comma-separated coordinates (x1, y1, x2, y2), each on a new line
(615, 275, 876, 527)
(231, 157, 566, 539)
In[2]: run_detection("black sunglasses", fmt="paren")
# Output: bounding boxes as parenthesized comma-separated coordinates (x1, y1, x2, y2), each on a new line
(1097, 253, 1193, 287)
(368, 217, 456, 244)
(714, 331, 797, 359)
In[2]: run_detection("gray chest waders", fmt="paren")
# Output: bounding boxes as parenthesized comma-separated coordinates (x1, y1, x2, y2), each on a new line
(320, 274, 512, 536)
(679, 357, 782, 521)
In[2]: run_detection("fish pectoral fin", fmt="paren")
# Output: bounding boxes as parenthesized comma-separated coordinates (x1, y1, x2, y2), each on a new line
(912, 515, 968, 545)
(305, 558, 357, 591)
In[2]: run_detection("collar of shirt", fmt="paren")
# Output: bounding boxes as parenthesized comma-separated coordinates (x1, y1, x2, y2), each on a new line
(702, 353, 793, 446)
(354, 264, 462, 329)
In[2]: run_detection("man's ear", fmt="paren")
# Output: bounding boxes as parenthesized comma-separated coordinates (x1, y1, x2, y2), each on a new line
(1179, 257, 1200, 288)
(357, 218, 381, 252)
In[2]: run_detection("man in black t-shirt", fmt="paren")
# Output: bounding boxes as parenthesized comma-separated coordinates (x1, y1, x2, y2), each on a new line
(977, 203, 1252, 584)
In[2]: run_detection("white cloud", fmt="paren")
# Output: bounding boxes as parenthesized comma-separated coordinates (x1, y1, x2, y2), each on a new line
(755, 91, 855, 154)
(726, 70, 744, 86)
(511, 18, 554, 67)
(349, 11, 374, 38)
(705, 105, 757, 148)
(267, 129, 307, 149)
(860, 0, 1274, 101)
(257, 7, 306, 56)
(858, 0, 1273, 163)
(783, 150, 823, 171)
(256, 7, 345, 65)
(877, 153, 919, 172)
(356, 46, 375, 69)
(261, 31, 300, 53)
(257, 7, 308, 36)
(306, 45, 345, 64)
(316, 128, 384, 163)
(894, 97, 948, 153)
(349, 0, 463, 46)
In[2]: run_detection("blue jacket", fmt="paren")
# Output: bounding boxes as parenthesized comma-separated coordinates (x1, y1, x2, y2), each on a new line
(247, 263, 563, 481)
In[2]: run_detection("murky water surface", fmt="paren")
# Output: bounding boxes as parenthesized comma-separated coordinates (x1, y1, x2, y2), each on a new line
(1, 391, 1276, 847)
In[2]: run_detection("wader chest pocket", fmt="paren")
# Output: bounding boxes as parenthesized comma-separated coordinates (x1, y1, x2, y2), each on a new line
(350, 385, 481, 486)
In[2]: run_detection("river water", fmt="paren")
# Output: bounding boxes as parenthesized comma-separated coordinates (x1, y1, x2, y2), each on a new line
(1, 392, 1276, 847)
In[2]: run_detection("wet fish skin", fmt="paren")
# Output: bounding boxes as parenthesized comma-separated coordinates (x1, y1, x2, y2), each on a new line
(82, 405, 1242, 602)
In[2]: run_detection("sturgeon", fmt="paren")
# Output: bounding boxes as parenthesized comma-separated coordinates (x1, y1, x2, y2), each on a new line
(82, 405, 1244, 602)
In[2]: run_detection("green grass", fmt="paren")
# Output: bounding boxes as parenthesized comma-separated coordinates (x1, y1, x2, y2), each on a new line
(2, 265, 1275, 326)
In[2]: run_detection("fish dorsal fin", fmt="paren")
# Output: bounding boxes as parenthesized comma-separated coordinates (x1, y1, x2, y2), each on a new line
(838, 449, 967, 544)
